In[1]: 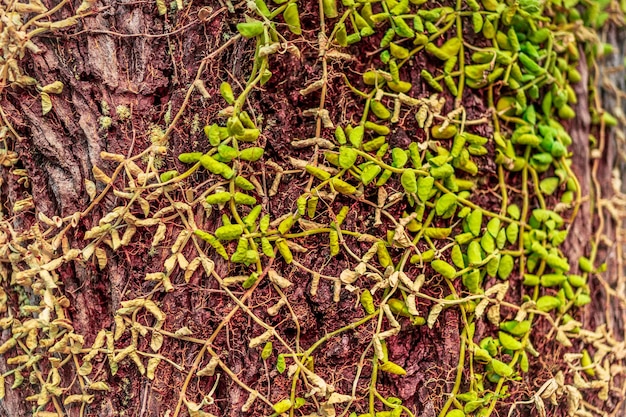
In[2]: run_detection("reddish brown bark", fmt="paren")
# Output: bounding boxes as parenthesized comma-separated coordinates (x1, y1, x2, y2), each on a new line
(0, 2, 624, 417)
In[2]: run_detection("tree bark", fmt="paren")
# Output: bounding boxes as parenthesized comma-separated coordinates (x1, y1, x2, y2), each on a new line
(0, 2, 625, 417)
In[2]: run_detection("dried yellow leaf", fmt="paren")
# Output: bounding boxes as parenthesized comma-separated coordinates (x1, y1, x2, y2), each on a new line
(171, 230, 190, 253)
(41, 81, 64, 95)
(121, 225, 137, 246)
(147, 357, 161, 380)
(92, 166, 112, 184)
(41, 92, 52, 115)
(100, 151, 125, 162)
(63, 394, 94, 405)
(114, 315, 126, 341)
(487, 304, 501, 326)
(130, 352, 145, 375)
(84, 179, 97, 201)
(310, 273, 320, 297)
(47, 17, 78, 29)
(267, 299, 287, 317)
(0, 338, 16, 354)
(95, 246, 107, 270)
(327, 392, 353, 404)
(333, 280, 341, 302)
(184, 257, 201, 283)
(26, 329, 38, 350)
(249, 329, 273, 348)
(197, 356, 220, 377)
(299, 79, 324, 96)
(177, 253, 189, 270)
(241, 391, 258, 412)
(427, 304, 443, 328)
(152, 222, 167, 248)
(150, 331, 164, 352)
(164, 254, 177, 274)
(174, 327, 193, 336)
(88, 381, 110, 391)
(78, 360, 93, 376)
(137, 197, 150, 217)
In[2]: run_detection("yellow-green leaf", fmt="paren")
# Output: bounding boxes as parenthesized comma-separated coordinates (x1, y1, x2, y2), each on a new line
(431, 260, 456, 279)
(41, 92, 52, 115)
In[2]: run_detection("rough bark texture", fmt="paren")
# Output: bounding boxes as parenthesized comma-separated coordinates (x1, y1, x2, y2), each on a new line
(0, 2, 625, 417)
(1, 4, 174, 416)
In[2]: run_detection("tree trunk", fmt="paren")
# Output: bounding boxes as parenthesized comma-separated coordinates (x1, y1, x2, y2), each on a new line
(0, 2, 625, 417)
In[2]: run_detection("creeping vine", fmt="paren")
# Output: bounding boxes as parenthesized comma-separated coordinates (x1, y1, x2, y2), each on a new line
(0, 0, 625, 417)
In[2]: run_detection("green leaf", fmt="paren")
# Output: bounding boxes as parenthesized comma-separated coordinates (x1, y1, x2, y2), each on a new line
(237, 20, 264, 38)
(500, 320, 531, 336)
(273, 399, 293, 414)
(217, 144, 238, 160)
(480, 233, 495, 253)
(546, 253, 570, 272)
(462, 269, 481, 293)
(540, 274, 567, 287)
(276, 354, 286, 373)
(278, 215, 295, 235)
(568, 274, 586, 288)
(507, 204, 521, 220)
(431, 260, 457, 279)
(339, 146, 358, 169)
(361, 164, 382, 185)
(436, 194, 457, 216)
(539, 177, 560, 195)
(467, 241, 483, 265)
(393, 16, 415, 37)
(179, 152, 203, 164)
(451, 245, 465, 269)
(205, 192, 232, 205)
(305, 165, 331, 181)
(496, 228, 507, 249)
(392, 148, 409, 168)
(220, 82, 235, 104)
(467, 209, 482, 236)
(417, 176, 435, 202)
(491, 359, 514, 377)
(455, 232, 474, 245)
(506, 223, 519, 244)
(332, 178, 357, 195)
(261, 237, 274, 257)
(486, 253, 500, 277)
(260, 214, 270, 233)
(498, 332, 522, 350)
(215, 224, 244, 240)
(276, 239, 293, 263)
(261, 342, 273, 360)
(401, 170, 417, 193)
(579, 256, 592, 272)
(424, 227, 451, 239)
(536, 295, 561, 312)
(233, 192, 257, 205)
(349, 125, 364, 147)
(371, 100, 391, 119)
(497, 254, 514, 279)
(487, 218, 500, 237)
(379, 360, 407, 375)
(283, 3, 302, 34)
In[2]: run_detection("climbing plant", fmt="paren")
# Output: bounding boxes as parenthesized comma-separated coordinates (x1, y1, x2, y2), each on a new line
(0, 0, 625, 416)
